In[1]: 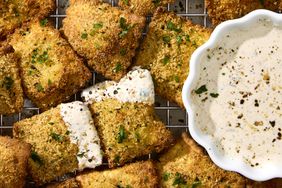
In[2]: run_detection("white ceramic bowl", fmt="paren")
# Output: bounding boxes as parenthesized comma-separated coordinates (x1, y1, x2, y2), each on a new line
(182, 9, 282, 181)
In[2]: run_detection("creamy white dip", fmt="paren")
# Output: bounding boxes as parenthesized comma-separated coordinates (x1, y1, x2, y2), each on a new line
(60, 101, 103, 170)
(81, 67, 155, 105)
(192, 18, 282, 168)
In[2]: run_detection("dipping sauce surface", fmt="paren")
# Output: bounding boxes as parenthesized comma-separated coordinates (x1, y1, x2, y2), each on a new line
(192, 18, 282, 168)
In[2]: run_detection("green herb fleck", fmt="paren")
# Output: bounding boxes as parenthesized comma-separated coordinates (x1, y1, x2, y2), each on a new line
(174, 75, 180, 83)
(113, 63, 122, 73)
(173, 172, 187, 186)
(65, 130, 70, 135)
(81, 32, 88, 39)
(163, 35, 171, 44)
(195, 85, 207, 94)
(77, 152, 85, 158)
(50, 132, 63, 142)
(31, 151, 43, 165)
(48, 122, 54, 125)
(117, 126, 127, 143)
(122, 0, 129, 5)
(119, 17, 131, 38)
(48, 79, 52, 86)
(35, 83, 44, 92)
(3, 76, 14, 90)
(40, 19, 48, 27)
(167, 21, 182, 32)
(162, 172, 170, 181)
(37, 51, 48, 64)
(93, 22, 103, 29)
(120, 48, 126, 56)
(210, 93, 219, 98)
(176, 35, 182, 44)
(185, 35, 191, 42)
(163, 55, 170, 65)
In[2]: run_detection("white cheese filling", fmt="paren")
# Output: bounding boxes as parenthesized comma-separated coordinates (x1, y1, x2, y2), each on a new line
(81, 67, 155, 104)
(60, 101, 102, 170)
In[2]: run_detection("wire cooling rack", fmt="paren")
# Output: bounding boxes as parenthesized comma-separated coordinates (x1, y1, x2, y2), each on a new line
(0, 0, 209, 139)
(1, 0, 209, 186)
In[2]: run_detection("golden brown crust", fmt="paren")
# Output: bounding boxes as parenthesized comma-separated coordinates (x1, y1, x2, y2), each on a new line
(89, 98, 173, 168)
(13, 107, 79, 185)
(119, 0, 175, 16)
(76, 161, 158, 188)
(158, 132, 282, 187)
(135, 8, 211, 108)
(0, 44, 23, 114)
(0, 136, 31, 188)
(0, 0, 55, 40)
(63, 0, 145, 81)
(46, 178, 80, 188)
(8, 20, 91, 111)
(205, 0, 280, 26)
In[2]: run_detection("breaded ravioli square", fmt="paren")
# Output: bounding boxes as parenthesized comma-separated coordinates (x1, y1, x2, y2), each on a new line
(77, 161, 158, 188)
(0, 45, 23, 114)
(0, 0, 55, 40)
(63, 0, 145, 81)
(119, 0, 175, 16)
(135, 9, 211, 108)
(206, 0, 281, 26)
(47, 161, 158, 188)
(0, 136, 31, 188)
(157, 132, 282, 187)
(82, 67, 173, 168)
(13, 101, 103, 185)
(9, 20, 91, 110)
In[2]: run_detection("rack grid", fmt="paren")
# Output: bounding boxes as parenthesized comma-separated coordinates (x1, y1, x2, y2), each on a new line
(1, 0, 208, 185)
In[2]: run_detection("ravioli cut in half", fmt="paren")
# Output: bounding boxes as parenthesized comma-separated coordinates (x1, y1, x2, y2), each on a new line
(13, 101, 103, 185)
(81, 67, 173, 168)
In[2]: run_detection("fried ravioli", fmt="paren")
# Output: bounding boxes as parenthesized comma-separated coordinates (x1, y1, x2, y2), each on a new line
(48, 161, 158, 188)
(81, 67, 173, 168)
(119, 0, 175, 16)
(206, 0, 281, 26)
(8, 20, 91, 110)
(77, 161, 158, 188)
(0, 0, 55, 40)
(63, 0, 145, 81)
(157, 132, 282, 187)
(135, 9, 211, 108)
(13, 101, 103, 185)
(0, 136, 31, 188)
(0, 45, 23, 114)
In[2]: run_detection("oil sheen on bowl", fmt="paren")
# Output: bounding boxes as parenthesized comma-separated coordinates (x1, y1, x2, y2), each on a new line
(182, 9, 282, 181)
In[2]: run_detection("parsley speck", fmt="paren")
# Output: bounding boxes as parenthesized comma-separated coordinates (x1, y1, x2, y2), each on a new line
(40, 19, 48, 27)
(210, 93, 219, 98)
(195, 85, 208, 94)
